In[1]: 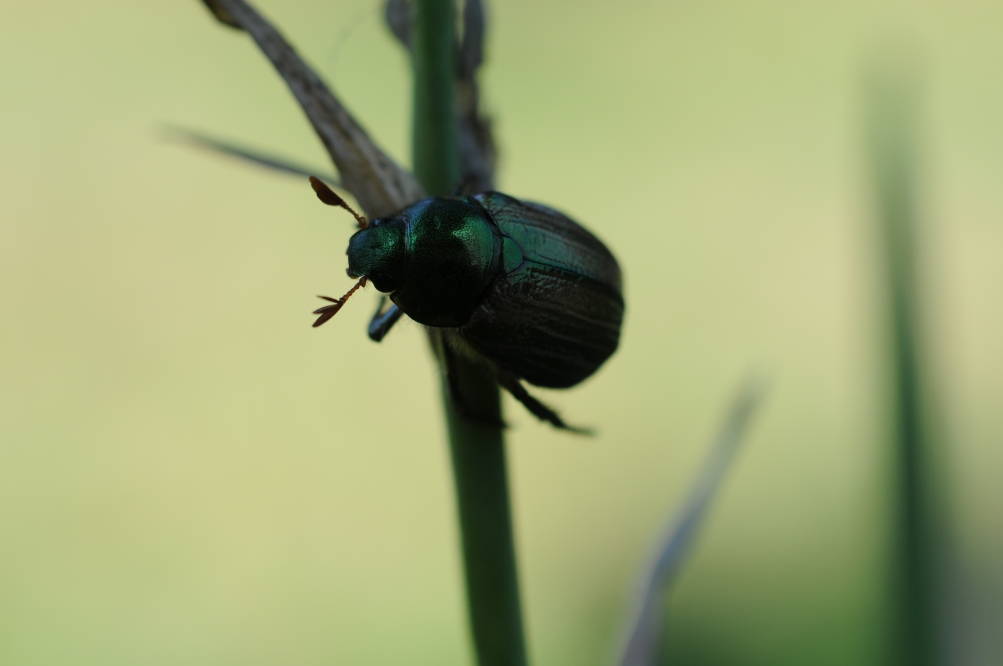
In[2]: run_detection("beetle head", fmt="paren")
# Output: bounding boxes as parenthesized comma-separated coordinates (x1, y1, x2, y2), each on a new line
(346, 219, 408, 293)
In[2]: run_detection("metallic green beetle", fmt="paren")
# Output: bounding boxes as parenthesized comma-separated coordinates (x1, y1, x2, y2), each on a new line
(309, 178, 623, 431)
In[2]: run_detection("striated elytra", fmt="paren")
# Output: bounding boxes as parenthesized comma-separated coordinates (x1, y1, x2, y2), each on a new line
(310, 178, 624, 431)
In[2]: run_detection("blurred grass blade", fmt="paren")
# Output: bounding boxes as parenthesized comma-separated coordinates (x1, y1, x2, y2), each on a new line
(162, 125, 339, 186)
(615, 377, 767, 666)
(201, 0, 424, 217)
(865, 62, 939, 666)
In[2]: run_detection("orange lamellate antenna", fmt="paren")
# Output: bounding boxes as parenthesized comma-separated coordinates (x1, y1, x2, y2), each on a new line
(309, 176, 368, 229)
(312, 277, 368, 327)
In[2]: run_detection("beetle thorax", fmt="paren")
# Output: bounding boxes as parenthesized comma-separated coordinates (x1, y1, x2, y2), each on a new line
(358, 198, 499, 328)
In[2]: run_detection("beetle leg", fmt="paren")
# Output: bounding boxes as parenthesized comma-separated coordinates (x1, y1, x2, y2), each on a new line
(439, 335, 507, 429)
(367, 296, 404, 342)
(496, 373, 593, 435)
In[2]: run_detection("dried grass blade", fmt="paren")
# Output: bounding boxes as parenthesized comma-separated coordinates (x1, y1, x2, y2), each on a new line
(201, 0, 424, 217)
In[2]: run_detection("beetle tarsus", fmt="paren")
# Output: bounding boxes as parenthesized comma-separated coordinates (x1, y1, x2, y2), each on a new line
(497, 373, 593, 435)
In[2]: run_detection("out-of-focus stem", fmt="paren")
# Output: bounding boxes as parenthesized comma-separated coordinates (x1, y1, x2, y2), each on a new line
(411, 2, 528, 665)
(867, 68, 937, 666)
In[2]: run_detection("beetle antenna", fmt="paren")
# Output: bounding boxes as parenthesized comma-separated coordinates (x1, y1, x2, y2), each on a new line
(312, 276, 368, 327)
(309, 176, 368, 229)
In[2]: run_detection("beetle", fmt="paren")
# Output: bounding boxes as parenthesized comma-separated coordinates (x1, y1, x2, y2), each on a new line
(308, 177, 623, 431)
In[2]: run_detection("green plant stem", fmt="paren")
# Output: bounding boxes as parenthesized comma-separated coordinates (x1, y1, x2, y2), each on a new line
(868, 72, 937, 666)
(411, 2, 528, 665)
(412, 0, 459, 195)
(442, 362, 527, 666)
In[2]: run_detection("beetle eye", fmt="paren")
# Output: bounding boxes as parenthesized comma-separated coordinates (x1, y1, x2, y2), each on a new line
(369, 273, 400, 293)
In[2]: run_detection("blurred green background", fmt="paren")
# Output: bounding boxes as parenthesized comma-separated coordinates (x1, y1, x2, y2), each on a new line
(1, 1, 1000, 664)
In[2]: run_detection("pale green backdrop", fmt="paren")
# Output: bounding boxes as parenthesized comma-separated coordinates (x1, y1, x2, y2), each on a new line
(0, 1, 1000, 664)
